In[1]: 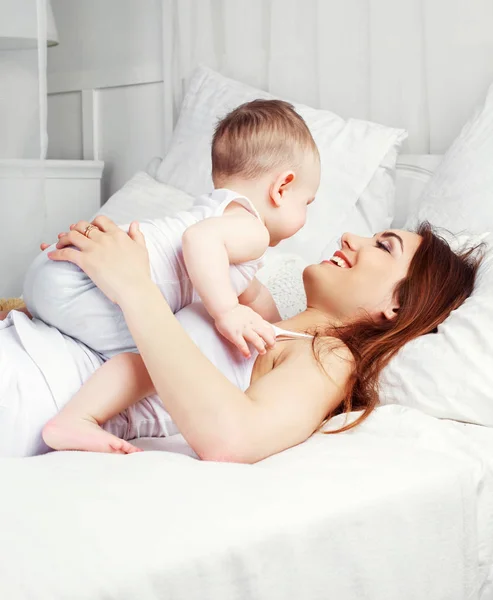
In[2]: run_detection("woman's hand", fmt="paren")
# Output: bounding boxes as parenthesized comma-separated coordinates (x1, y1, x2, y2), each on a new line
(47, 216, 152, 306)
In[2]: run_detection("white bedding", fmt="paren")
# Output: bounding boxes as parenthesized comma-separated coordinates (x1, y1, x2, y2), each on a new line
(1, 405, 492, 600)
(4, 162, 491, 598)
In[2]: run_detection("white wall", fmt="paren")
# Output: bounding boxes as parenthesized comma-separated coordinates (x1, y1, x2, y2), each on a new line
(47, 0, 164, 201)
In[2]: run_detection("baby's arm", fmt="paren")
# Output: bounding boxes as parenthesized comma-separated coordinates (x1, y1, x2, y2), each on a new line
(42, 353, 155, 453)
(239, 278, 281, 323)
(182, 207, 276, 356)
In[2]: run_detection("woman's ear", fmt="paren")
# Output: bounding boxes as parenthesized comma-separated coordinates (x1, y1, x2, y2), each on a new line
(382, 303, 399, 321)
(269, 171, 295, 207)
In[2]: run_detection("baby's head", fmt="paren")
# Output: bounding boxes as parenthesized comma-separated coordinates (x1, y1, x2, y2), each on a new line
(211, 99, 321, 245)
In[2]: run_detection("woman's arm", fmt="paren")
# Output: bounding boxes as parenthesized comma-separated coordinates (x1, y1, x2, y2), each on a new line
(120, 283, 351, 462)
(48, 217, 352, 462)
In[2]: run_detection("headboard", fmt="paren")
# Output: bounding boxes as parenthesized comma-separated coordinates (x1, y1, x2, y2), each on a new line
(392, 154, 442, 228)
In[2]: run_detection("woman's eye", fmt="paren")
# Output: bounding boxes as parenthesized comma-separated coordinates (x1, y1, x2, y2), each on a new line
(376, 240, 391, 253)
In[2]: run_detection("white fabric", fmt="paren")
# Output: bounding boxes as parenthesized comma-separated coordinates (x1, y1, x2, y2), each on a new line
(0, 310, 103, 457)
(161, 0, 493, 155)
(156, 65, 406, 264)
(0, 318, 56, 457)
(0, 404, 492, 599)
(23, 188, 264, 355)
(380, 84, 493, 427)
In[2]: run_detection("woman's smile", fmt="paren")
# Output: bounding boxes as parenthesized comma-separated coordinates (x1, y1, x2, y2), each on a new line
(324, 250, 352, 268)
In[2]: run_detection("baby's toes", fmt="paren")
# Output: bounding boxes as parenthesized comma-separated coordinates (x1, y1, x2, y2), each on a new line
(109, 438, 142, 454)
(123, 441, 143, 454)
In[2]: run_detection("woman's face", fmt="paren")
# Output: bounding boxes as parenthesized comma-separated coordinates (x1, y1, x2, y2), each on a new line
(303, 230, 422, 322)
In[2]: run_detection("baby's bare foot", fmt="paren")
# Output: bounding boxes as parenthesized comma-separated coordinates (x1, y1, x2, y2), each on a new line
(42, 416, 142, 454)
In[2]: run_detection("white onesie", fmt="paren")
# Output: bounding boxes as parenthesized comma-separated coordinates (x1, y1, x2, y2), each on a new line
(22, 189, 265, 358)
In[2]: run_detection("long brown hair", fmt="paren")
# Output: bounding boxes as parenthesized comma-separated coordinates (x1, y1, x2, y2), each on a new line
(320, 222, 484, 434)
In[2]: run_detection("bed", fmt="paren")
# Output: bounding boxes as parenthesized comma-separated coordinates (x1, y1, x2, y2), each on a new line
(0, 153, 492, 600)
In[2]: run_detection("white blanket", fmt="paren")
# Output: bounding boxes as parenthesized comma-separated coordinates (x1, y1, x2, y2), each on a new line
(0, 405, 492, 600)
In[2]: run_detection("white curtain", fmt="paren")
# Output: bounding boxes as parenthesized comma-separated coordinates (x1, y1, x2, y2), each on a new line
(161, 0, 493, 154)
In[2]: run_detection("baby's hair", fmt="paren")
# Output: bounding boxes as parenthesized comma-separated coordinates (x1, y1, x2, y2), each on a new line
(211, 99, 319, 183)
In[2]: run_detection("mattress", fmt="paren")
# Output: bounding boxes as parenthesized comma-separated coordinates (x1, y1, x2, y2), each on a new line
(0, 404, 491, 600)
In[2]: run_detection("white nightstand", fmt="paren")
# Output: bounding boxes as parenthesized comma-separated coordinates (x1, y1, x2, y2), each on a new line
(0, 159, 104, 296)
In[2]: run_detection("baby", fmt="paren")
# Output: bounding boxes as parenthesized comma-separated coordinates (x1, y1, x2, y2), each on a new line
(25, 98, 320, 453)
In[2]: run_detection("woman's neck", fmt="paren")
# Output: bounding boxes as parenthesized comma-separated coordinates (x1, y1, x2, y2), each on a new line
(276, 307, 338, 335)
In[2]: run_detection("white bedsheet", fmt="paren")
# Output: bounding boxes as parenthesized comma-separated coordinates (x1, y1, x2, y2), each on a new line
(0, 405, 492, 600)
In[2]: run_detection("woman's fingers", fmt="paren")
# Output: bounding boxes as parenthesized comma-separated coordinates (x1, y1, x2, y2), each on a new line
(40, 242, 51, 251)
(92, 215, 119, 233)
(47, 246, 83, 267)
(69, 220, 103, 240)
(55, 229, 92, 250)
(128, 221, 146, 247)
(45, 215, 152, 306)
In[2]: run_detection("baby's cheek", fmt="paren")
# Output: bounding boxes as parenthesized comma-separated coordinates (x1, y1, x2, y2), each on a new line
(294, 212, 307, 233)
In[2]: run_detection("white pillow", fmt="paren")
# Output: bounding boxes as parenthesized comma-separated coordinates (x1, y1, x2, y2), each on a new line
(157, 66, 406, 264)
(256, 254, 308, 320)
(380, 84, 493, 427)
(95, 171, 194, 223)
(406, 83, 493, 234)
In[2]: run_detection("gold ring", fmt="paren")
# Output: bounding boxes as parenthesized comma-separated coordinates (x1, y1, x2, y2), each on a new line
(83, 224, 96, 238)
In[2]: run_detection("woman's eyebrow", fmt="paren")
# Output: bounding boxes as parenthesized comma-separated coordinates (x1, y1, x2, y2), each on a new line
(381, 231, 404, 251)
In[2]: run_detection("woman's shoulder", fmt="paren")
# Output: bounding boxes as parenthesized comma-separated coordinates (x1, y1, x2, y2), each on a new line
(277, 334, 354, 382)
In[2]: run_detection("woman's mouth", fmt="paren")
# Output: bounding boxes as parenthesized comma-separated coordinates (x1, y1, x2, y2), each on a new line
(323, 251, 352, 268)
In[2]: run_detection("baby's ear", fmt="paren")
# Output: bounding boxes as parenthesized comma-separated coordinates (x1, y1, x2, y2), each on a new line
(270, 171, 295, 207)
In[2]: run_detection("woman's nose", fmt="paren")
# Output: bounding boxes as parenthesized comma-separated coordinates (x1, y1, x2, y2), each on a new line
(341, 232, 358, 251)
(341, 232, 370, 252)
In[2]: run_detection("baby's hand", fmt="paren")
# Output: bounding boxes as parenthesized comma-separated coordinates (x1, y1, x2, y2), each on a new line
(214, 305, 276, 358)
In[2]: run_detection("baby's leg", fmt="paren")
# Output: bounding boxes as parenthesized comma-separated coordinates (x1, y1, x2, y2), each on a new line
(23, 247, 136, 357)
(42, 353, 155, 453)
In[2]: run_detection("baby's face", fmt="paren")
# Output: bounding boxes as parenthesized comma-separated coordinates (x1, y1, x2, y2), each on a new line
(271, 152, 320, 245)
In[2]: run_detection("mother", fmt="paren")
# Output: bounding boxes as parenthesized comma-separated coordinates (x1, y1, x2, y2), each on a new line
(0, 217, 481, 461)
